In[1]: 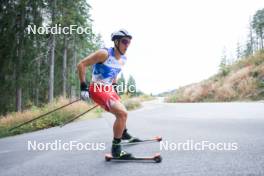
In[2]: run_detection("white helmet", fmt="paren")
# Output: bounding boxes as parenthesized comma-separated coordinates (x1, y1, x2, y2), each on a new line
(111, 29, 132, 41)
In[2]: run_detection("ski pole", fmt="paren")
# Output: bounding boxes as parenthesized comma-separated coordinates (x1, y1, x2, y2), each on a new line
(9, 99, 81, 131)
(60, 105, 98, 127)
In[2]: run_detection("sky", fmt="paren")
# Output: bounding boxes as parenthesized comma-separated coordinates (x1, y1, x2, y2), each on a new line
(88, 0, 264, 94)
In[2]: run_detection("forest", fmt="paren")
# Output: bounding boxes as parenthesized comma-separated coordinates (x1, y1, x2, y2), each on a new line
(0, 0, 103, 115)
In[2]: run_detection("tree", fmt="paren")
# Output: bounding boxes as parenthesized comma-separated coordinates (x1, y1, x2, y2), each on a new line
(117, 73, 126, 95)
(0, 0, 102, 115)
(252, 9, 264, 50)
(48, 0, 56, 103)
(127, 75, 137, 96)
(219, 48, 230, 76)
(236, 41, 241, 60)
(245, 17, 255, 56)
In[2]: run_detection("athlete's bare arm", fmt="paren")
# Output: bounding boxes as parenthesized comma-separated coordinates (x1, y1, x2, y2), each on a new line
(77, 49, 108, 83)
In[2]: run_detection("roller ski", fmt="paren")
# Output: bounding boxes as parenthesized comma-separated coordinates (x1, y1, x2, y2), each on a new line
(120, 136, 162, 145)
(105, 153, 162, 163)
(105, 130, 162, 163)
(120, 129, 162, 145)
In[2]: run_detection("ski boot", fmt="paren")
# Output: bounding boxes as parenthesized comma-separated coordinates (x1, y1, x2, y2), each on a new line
(122, 129, 143, 143)
(111, 139, 132, 159)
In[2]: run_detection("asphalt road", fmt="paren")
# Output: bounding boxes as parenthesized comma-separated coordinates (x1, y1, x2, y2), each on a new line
(0, 99, 264, 176)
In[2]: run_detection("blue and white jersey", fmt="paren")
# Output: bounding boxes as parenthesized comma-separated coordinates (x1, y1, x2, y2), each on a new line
(91, 47, 126, 85)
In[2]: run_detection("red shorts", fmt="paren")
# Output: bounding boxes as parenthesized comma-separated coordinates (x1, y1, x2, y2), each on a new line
(89, 83, 120, 112)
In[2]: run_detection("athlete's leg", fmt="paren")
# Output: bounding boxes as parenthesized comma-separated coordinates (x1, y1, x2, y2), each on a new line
(109, 100, 142, 144)
(109, 100, 128, 139)
(108, 100, 133, 157)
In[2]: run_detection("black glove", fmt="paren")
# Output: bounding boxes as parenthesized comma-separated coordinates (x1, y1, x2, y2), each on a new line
(80, 82, 89, 101)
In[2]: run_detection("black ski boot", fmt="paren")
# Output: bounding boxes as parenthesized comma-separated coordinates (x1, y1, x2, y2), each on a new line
(111, 139, 132, 159)
(122, 129, 143, 143)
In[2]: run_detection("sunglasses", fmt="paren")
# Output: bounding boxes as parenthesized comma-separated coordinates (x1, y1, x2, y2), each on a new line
(120, 39, 131, 45)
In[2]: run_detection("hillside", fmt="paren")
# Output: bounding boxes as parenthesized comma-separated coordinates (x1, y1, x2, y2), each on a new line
(165, 51, 264, 102)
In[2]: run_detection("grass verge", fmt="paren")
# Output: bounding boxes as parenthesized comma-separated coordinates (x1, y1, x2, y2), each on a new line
(0, 97, 100, 138)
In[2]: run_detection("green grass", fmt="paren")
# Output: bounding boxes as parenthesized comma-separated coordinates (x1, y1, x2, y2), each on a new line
(0, 97, 100, 138)
(121, 94, 155, 110)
